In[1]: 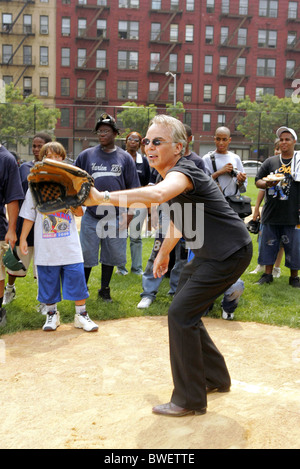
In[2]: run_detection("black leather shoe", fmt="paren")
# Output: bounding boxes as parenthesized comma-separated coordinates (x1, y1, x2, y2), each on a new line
(152, 402, 206, 417)
(206, 385, 230, 394)
(289, 276, 300, 288)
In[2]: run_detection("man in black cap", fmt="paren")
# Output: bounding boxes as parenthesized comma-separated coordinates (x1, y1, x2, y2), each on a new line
(75, 113, 140, 301)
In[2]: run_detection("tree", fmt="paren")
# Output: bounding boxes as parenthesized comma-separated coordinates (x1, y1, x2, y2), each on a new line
(166, 101, 185, 119)
(0, 83, 60, 146)
(236, 94, 300, 147)
(118, 102, 157, 138)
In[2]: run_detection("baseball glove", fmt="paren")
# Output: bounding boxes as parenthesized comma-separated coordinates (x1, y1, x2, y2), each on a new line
(27, 158, 94, 214)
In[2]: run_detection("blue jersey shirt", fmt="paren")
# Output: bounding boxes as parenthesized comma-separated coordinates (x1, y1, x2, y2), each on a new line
(75, 145, 141, 218)
(0, 145, 24, 240)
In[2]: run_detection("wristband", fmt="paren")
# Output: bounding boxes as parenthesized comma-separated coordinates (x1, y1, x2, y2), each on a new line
(103, 190, 110, 201)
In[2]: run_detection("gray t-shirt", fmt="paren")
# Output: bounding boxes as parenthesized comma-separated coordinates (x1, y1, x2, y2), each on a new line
(166, 158, 251, 261)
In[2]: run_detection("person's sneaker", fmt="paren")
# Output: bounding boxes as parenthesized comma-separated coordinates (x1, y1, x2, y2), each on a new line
(222, 310, 234, 321)
(0, 308, 7, 328)
(289, 276, 300, 288)
(272, 267, 281, 278)
(3, 285, 16, 305)
(256, 273, 273, 285)
(249, 265, 265, 274)
(74, 312, 99, 332)
(115, 268, 128, 276)
(43, 311, 60, 331)
(98, 287, 112, 302)
(137, 297, 153, 309)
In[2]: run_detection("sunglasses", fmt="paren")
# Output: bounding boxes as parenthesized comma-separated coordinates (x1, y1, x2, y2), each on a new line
(141, 138, 174, 146)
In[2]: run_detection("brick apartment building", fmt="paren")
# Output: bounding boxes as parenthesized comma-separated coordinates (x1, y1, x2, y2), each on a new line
(2, 0, 300, 159)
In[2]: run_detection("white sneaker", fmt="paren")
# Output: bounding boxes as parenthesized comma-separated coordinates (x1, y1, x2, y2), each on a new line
(222, 310, 234, 321)
(43, 311, 60, 331)
(272, 267, 281, 278)
(3, 286, 16, 305)
(137, 297, 153, 309)
(74, 313, 98, 332)
(249, 265, 265, 274)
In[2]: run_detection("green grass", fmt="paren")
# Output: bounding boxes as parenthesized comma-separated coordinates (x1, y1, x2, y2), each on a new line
(1, 233, 299, 336)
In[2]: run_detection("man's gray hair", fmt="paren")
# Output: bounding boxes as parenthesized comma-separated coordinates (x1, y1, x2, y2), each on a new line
(148, 115, 187, 156)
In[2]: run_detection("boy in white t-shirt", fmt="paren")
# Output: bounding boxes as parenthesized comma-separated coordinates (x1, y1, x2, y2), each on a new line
(19, 142, 98, 332)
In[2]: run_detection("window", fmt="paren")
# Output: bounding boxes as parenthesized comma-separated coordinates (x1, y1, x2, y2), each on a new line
(78, 18, 87, 37)
(2, 13, 12, 32)
(222, 0, 230, 14)
(151, 23, 161, 41)
(184, 54, 193, 72)
(255, 87, 275, 100)
(186, 0, 194, 11)
(97, 19, 107, 37)
(170, 24, 179, 42)
(61, 78, 70, 96)
(206, 0, 214, 13)
(23, 15, 32, 34)
(169, 53, 178, 72)
(23, 77, 32, 97)
(205, 55, 213, 73)
(77, 79, 86, 98)
(288, 1, 298, 18)
(119, 0, 139, 7)
(2, 45, 12, 64)
(257, 58, 276, 76)
(118, 50, 138, 69)
(203, 114, 211, 131)
(152, 0, 161, 9)
(287, 31, 297, 47)
(62, 17, 71, 36)
(40, 46, 48, 66)
(77, 49, 86, 67)
(218, 85, 227, 104)
(118, 20, 139, 39)
(219, 56, 228, 73)
(237, 28, 247, 46)
(203, 85, 212, 102)
(98, 0, 107, 5)
(149, 82, 159, 100)
(23, 46, 32, 65)
(60, 109, 70, 127)
(168, 82, 175, 102)
(40, 77, 48, 96)
(286, 59, 296, 77)
(258, 30, 277, 48)
(171, 0, 179, 9)
(96, 80, 106, 98)
(205, 26, 214, 44)
(239, 0, 248, 15)
(236, 86, 245, 101)
(184, 83, 192, 102)
(236, 57, 246, 75)
(259, 0, 278, 18)
(150, 52, 160, 70)
(185, 25, 194, 42)
(61, 48, 70, 66)
(2, 76, 13, 85)
(77, 109, 86, 128)
(218, 114, 226, 125)
(118, 81, 138, 100)
(220, 27, 228, 44)
(40, 16, 48, 34)
(96, 50, 106, 68)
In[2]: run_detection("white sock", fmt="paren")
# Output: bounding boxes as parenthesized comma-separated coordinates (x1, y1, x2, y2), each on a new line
(75, 305, 86, 315)
(46, 304, 57, 314)
(6, 283, 15, 291)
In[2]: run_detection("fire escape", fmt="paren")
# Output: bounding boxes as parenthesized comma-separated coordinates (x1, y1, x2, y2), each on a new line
(75, 1, 110, 130)
(0, 0, 35, 90)
(218, 8, 252, 109)
(285, 16, 300, 83)
(147, 2, 183, 104)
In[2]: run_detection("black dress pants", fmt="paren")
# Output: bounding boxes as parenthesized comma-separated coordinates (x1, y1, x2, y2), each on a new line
(168, 242, 253, 411)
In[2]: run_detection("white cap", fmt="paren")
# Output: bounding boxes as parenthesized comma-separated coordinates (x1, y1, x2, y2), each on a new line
(276, 126, 297, 141)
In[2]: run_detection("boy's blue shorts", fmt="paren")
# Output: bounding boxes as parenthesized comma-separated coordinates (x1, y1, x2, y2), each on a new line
(258, 224, 300, 270)
(37, 263, 89, 304)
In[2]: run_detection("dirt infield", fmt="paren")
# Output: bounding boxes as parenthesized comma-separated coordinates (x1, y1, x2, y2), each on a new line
(0, 316, 299, 449)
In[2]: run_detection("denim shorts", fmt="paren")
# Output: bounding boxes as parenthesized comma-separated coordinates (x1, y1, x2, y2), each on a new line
(37, 263, 89, 304)
(258, 224, 300, 270)
(79, 210, 127, 267)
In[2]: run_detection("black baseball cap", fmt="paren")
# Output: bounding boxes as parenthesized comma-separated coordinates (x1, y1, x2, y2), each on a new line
(94, 113, 120, 134)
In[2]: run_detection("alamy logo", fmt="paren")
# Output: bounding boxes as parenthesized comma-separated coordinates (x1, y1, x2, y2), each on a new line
(291, 79, 300, 103)
(0, 340, 5, 364)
